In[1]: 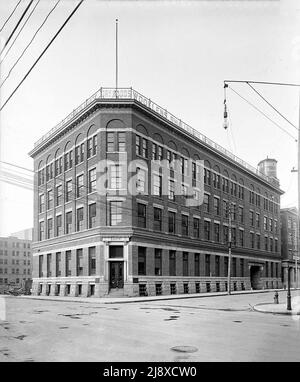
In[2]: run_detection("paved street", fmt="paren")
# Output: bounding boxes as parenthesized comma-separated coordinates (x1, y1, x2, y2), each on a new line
(1, 290, 300, 362)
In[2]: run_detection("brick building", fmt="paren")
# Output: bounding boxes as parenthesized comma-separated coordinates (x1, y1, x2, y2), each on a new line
(281, 207, 299, 288)
(29, 88, 284, 298)
(0, 235, 32, 292)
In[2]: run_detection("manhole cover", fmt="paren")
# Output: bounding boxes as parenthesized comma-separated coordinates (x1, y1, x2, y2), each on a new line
(171, 346, 198, 353)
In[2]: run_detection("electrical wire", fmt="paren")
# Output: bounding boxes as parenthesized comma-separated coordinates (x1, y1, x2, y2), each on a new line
(0, 0, 22, 33)
(0, 0, 61, 86)
(246, 82, 298, 131)
(0, 0, 84, 111)
(228, 85, 297, 142)
(0, 0, 41, 65)
(0, 0, 34, 55)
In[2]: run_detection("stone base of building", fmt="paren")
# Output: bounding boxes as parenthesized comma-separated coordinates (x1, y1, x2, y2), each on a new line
(31, 277, 283, 298)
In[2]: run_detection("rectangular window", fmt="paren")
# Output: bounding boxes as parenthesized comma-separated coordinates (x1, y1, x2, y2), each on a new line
(183, 252, 189, 276)
(240, 258, 244, 277)
(56, 185, 62, 206)
(89, 203, 97, 228)
(264, 216, 268, 230)
(214, 223, 220, 242)
(168, 180, 175, 201)
(194, 254, 200, 276)
(107, 132, 115, 152)
(137, 203, 146, 228)
(205, 254, 210, 276)
(256, 213, 260, 228)
(153, 174, 162, 196)
(169, 250, 176, 276)
(154, 248, 162, 276)
(204, 220, 210, 240)
(76, 208, 84, 231)
(87, 137, 93, 158)
(47, 190, 53, 210)
(214, 197, 220, 215)
(76, 175, 84, 198)
(117, 132, 126, 152)
(238, 207, 244, 223)
(110, 201, 122, 226)
(182, 214, 189, 236)
(75, 146, 80, 165)
(232, 258, 237, 277)
(168, 211, 176, 234)
(110, 165, 122, 190)
(215, 255, 220, 277)
(250, 211, 254, 226)
(39, 221, 44, 241)
(136, 168, 146, 193)
(89, 247, 96, 276)
(56, 215, 62, 236)
(66, 211, 72, 234)
(152, 143, 157, 160)
(256, 234, 261, 249)
(154, 207, 162, 231)
(39, 194, 45, 213)
(136, 135, 141, 156)
(239, 229, 244, 246)
(56, 252, 61, 276)
(203, 193, 210, 213)
(39, 255, 43, 277)
(138, 247, 146, 275)
(66, 251, 72, 276)
(64, 151, 73, 171)
(47, 254, 52, 277)
(47, 218, 53, 239)
(65, 180, 72, 203)
(142, 138, 148, 157)
(193, 218, 200, 238)
(265, 236, 268, 251)
(88, 168, 97, 193)
(250, 232, 255, 248)
(76, 249, 83, 276)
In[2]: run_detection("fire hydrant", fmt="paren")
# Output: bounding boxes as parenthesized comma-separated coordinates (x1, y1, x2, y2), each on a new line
(274, 291, 279, 304)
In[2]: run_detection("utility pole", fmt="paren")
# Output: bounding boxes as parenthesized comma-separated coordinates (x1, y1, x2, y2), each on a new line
(227, 202, 232, 295)
(297, 90, 300, 290)
(115, 18, 118, 92)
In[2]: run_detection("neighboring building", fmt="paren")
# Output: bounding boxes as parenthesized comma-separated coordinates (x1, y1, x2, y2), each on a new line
(29, 87, 284, 298)
(11, 228, 33, 241)
(281, 207, 299, 288)
(0, 236, 32, 291)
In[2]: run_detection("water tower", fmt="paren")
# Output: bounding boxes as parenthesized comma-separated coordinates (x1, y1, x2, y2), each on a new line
(257, 157, 279, 186)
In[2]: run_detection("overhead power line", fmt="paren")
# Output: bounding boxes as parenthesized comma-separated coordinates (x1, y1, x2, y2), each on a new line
(0, 0, 22, 33)
(224, 80, 300, 88)
(0, 0, 34, 55)
(228, 85, 298, 142)
(1, 0, 61, 87)
(0, 0, 41, 65)
(0, 0, 84, 112)
(246, 82, 298, 131)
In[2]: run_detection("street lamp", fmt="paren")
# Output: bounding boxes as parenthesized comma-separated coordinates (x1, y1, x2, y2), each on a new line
(287, 266, 292, 311)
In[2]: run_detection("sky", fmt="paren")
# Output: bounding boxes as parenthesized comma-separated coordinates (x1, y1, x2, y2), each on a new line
(0, 0, 300, 236)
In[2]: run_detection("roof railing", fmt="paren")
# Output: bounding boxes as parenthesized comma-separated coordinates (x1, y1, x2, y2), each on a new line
(33, 87, 271, 183)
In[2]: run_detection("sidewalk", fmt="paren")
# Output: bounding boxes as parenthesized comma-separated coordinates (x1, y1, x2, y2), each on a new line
(253, 296, 300, 315)
(9, 287, 288, 305)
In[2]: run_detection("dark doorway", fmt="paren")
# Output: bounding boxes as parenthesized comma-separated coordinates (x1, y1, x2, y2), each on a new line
(250, 266, 261, 290)
(109, 261, 124, 289)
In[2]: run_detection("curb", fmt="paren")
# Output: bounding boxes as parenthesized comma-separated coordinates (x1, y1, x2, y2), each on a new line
(253, 302, 300, 316)
(4, 288, 290, 305)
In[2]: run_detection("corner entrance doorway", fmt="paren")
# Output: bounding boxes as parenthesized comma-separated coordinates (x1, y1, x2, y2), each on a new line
(250, 266, 261, 289)
(109, 262, 124, 289)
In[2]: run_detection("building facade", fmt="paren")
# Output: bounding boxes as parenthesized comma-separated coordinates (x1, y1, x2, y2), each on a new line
(29, 88, 284, 298)
(0, 236, 32, 292)
(281, 207, 299, 288)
